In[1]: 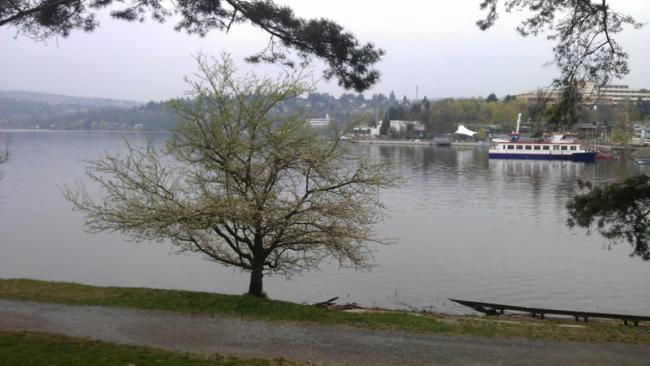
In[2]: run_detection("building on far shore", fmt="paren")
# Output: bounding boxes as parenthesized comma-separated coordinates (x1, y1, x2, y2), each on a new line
(389, 120, 425, 133)
(349, 121, 425, 139)
(351, 125, 381, 138)
(307, 114, 332, 128)
(516, 83, 650, 105)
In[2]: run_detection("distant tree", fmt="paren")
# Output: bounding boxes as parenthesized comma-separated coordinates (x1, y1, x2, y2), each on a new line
(609, 99, 638, 144)
(0, 134, 8, 180)
(371, 93, 387, 104)
(503, 94, 516, 103)
(611, 127, 631, 145)
(388, 91, 396, 103)
(478, 0, 644, 128)
(339, 93, 355, 105)
(306, 93, 321, 105)
(1, 0, 383, 92)
(485, 93, 498, 103)
(428, 99, 461, 133)
(0, 135, 7, 164)
(410, 102, 421, 114)
(546, 79, 585, 129)
(388, 106, 408, 121)
(348, 110, 374, 128)
(486, 98, 518, 128)
(63, 55, 395, 297)
(475, 129, 488, 141)
(568, 175, 650, 260)
(638, 98, 650, 121)
(379, 112, 390, 135)
(0, 137, 7, 162)
(422, 96, 431, 110)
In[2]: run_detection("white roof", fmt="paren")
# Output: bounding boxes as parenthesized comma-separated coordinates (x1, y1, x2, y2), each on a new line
(454, 125, 476, 136)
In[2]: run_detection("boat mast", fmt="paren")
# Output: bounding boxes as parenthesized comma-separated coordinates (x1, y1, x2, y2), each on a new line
(515, 113, 521, 134)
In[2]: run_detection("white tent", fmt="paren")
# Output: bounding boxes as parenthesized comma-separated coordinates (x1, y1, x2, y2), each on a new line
(454, 125, 476, 136)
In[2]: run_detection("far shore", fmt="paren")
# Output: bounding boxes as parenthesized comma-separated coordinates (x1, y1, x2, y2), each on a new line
(350, 139, 488, 147)
(0, 128, 170, 133)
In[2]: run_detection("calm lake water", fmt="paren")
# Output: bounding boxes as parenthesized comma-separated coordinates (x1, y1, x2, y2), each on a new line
(1, 131, 649, 314)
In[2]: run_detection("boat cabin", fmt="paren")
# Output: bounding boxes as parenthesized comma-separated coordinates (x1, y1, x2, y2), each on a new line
(494, 143, 582, 152)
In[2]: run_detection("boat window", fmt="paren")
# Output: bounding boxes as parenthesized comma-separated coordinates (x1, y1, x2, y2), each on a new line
(525, 145, 532, 150)
(516, 145, 523, 150)
(561, 145, 568, 151)
(533, 145, 541, 150)
(553, 145, 560, 150)
(507, 145, 514, 150)
(570, 146, 577, 151)
(542, 145, 550, 150)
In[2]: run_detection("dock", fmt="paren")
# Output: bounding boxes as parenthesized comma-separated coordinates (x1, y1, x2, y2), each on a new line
(450, 299, 650, 326)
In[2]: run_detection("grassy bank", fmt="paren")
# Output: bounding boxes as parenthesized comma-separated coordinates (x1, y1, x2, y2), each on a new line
(0, 331, 300, 366)
(0, 279, 648, 344)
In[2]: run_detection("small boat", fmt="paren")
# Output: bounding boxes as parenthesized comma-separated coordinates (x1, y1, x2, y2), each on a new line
(434, 140, 451, 147)
(433, 135, 451, 146)
(488, 114, 596, 162)
(595, 151, 615, 161)
(634, 158, 650, 165)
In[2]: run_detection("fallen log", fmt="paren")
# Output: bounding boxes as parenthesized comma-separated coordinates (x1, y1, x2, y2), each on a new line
(313, 296, 339, 308)
(311, 297, 364, 311)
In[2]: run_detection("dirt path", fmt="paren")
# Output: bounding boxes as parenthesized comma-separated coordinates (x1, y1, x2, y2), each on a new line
(0, 299, 648, 365)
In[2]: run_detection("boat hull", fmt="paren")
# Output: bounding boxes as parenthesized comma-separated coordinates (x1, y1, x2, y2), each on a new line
(489, 152, 597, 162)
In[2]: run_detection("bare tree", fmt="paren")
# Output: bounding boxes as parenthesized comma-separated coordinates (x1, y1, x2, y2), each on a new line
(1, 0, 383, 92)
(63, 55, 395, 297)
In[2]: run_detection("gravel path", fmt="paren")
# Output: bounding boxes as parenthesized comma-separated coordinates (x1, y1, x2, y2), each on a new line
(0, 299, 648, 365)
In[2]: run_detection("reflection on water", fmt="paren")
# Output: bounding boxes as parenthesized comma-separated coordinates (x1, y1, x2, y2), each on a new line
(0, 132, 648, 314)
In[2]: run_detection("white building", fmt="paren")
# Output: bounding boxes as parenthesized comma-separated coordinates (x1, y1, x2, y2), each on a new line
(516, 83, 650, 105)
(389, 120, 425, 133)
(307, 114, 332, 128)
(351, 124, 381, 137)
(594, 84, 650, 104)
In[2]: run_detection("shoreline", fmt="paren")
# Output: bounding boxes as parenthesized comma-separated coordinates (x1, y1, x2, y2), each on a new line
(350, 139, 488, 147)
(0, 128, 170, 133)
(3, 299, 650, 366)
(0, 278, 648, 345)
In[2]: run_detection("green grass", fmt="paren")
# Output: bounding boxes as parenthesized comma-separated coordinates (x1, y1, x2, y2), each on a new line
(0, 278, 648, 345)
(0, 331, 301, 366)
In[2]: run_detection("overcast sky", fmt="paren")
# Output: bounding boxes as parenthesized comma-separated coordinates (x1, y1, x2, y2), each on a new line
(2, 1, 649, 102)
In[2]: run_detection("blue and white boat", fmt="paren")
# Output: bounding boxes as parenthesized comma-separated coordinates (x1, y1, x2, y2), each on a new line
(488, 114, 597, 162)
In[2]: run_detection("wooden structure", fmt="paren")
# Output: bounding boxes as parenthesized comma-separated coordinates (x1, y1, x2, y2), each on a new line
(450, 299, 650, 326)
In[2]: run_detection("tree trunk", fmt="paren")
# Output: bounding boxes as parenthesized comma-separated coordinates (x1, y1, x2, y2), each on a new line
(248, 262, 265, 297)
